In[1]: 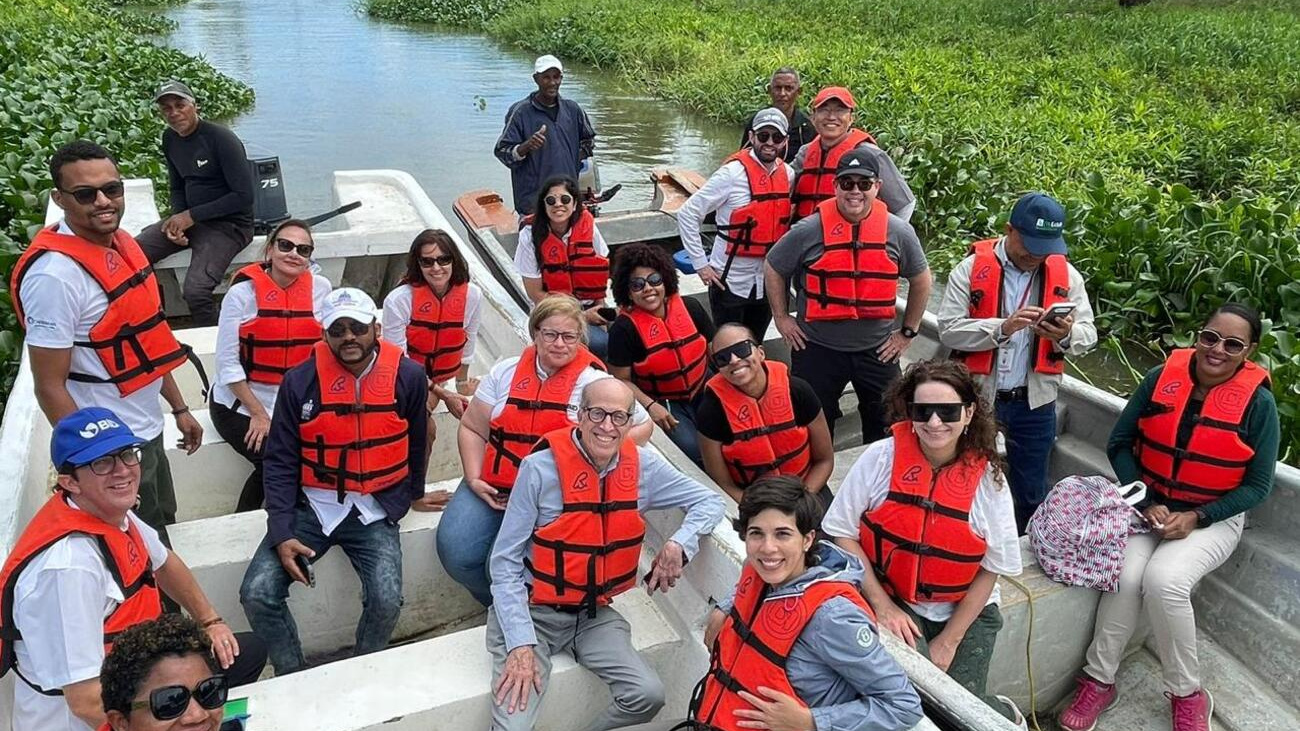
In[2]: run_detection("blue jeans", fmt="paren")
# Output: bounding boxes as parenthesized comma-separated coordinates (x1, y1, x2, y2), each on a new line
(240, 504, 403, 674)
(587, 323, 609, 361)
(996, 397, 1057, 533)
(435, 480, 505, 606)
(665, 398, 704, 468)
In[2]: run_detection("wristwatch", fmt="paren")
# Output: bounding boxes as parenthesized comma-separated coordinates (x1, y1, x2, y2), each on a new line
(1194, 508, 1211, 529)
(900, 326, 919, 339)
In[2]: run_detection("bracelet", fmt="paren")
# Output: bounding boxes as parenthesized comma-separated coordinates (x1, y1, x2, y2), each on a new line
(200, 616, 225, 628)
(172, 406, 190, 416)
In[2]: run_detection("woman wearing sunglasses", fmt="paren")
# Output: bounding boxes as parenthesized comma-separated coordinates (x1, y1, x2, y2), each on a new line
(100, 615, 231, 731)
(437, 294, 653, 606)
(607, 243, 715, 466)
(211, 218, 331, 512)
(1059, 303, 1279, 731)
(513, 175, 613, 359)
(823, 360, 1026, 726)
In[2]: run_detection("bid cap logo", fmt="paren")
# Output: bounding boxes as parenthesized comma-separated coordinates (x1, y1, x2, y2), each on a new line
(78, 417, 121, 439)
(1035, 217, 1064, 234)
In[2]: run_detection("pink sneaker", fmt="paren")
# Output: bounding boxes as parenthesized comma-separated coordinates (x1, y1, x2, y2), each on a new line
(1167, 688, 1214, 731)
(1058, 675, 1118, 731)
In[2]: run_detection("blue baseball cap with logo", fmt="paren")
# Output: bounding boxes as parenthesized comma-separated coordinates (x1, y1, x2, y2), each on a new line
(1009, 192, 1067, 256)
(51, 407, 146, 471)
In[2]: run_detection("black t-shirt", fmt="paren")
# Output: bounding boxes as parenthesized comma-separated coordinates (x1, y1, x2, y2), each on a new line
(607, 296, 716, 368)
(162, 120, 253, 226)
(696, 373, 822, 443)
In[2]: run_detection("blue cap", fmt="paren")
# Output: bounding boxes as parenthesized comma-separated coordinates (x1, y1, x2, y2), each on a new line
(51, 407, 146, 470)
(1009, 192, 1067, 256)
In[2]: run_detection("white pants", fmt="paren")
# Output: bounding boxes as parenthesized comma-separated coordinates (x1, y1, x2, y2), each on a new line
(1082, 514, 1243, 695)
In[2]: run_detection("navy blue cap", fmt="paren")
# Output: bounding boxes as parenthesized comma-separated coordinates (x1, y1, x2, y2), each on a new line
(51, 407, 146, 470)
(834, 148, 879, 179)
(1009, 192, 1067, 256)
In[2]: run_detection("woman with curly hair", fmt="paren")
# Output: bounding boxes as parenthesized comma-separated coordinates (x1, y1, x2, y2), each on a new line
(822, 360, 1027, 726)
(606, 243, 715, 466)
(100, 614, 229, 731)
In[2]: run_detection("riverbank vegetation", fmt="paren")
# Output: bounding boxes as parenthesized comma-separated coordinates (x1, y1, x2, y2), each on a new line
(370, 0, 1300, 460)
(0, 0, 252, 415)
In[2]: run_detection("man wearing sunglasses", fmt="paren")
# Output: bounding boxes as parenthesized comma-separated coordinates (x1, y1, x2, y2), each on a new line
(488, 378, 723, 731)
(738, 68, 816, 164)
(937, 192, 1097, 532)
(12, 140, 203, 540)
(134, 80, 255, 328)
(765, 149, 931, 446)
(0, 408, 266, 731)
(678, 108, 795, 341)
(241, 287, 429, 675)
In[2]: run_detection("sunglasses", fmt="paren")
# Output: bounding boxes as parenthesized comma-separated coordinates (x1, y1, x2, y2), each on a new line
(539, 328, 580, 344)
(630, 272, 665, 292)
(61, 181, 126, 205)
(711, 340, 757, 369)
(836, 178, 877, 192)
(907, 402, 967, 423)
(79, 446, 143, 476)
(274, 238, 315, 258)
(419, 254, 454, 269)
(130, 675, 228, 721)
(581, 407, 632, 426)
(545, 194, 574, 207)
(326, 320, 371, 338)
(1197, 329, 1248, 356)
(754, 130, 787, 144)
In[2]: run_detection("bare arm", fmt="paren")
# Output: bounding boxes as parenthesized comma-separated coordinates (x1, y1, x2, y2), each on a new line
(458, 397, 493, 481)
(699, 434, 744, 504)
(154, 551, 221, 624)
(803, 413, 834, 493)
(63, 678, 105, 729)
(27, 345, 78, 425)
(522, 277, 547, 306)
(764, 262, 791, 320)
(901, 269, 932, 332)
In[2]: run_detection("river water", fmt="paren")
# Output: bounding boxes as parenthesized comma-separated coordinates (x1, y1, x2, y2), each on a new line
(161, 0, 736, 221)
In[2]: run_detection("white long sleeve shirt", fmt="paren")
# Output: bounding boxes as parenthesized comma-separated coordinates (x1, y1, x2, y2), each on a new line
(381, 282, 484, 387)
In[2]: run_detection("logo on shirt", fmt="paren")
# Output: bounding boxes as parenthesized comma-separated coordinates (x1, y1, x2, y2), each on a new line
(973, 263, 991, 282)
(856, 625, 876, 649)
(78, 417, 121, 439)
(266, 290, 279, 302)
(419, 301, 433, 314)
(831, 223, 846, 237)
(329, 376, 347, 394)
(104, 250, 121, 274)
(573, 471, 590, 492)
(649, 323, 660, 338)
(735, 404, 752, 424)
(196, 158, 209, 168)
(1160, 379, 1183, 397)
(301, 399, 316, 421)
(900, 465, 922, 484)
(515, 376, 533, 391)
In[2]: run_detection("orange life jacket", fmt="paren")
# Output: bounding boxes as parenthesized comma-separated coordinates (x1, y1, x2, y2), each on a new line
(791, 129, 875, 221)
(405, 283, 468, 383)
(1136, 349, 1269, 505)
(10, 226, 187, 396)
(482, 345, 604, 493)
(525, 427, 645, 614)
(691, 562, 874, 730)
(298, 341, 411, 501)
(954, 239, 1069, 376)
(858, 422, 988, 604)
(626, 295, 708, 401)
(803, 198, 896, 322)
(0, 493, 161, 695)
(704, 361, 811, 488)
(232, 263, 320, 386)
(534, 209, 609, 301)
(714, 151, 792, 261)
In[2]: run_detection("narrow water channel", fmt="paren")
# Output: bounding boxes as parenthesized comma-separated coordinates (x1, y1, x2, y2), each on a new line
(161, 0, 737, 221)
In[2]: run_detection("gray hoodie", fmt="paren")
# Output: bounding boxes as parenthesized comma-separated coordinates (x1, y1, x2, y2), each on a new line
(716, 541, 924, 731)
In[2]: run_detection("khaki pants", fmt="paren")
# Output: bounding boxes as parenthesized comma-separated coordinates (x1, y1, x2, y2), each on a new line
(1083, 514, 1244, 695)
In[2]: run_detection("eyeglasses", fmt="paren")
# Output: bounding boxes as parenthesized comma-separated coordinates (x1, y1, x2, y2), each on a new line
(836, 178, 877, 192)
(419, 254, 454, 269)
(326, 320, 371, 338)
(61, 181, 126, 205)
(274, 238, 315, 258)
(711, 340, 757, 369)
(130, 675, 228, 721)
(1197, 329, 1248, 356)
(754, 130, 787, 144)
(545, 194, 574, 207)
(907, 402, 967, 423)
(538, 328, 580, 344)
(80, 446, 143, 476)
(629, 272, 665, 292)
(582, 407, 632, 426)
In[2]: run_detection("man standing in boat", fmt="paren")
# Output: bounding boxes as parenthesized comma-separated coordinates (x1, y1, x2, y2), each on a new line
(739, 68, 816, 164)
(136, 79, 256, 327)
(937, 192, 1097, 532)
(11, 140, 203, 540)
(487, 378, 724, 731)
(765, 149, 931, 445)
(239, 288, 429, 675)
(495, 55, 596, 216)
(678, 108, 794, 341)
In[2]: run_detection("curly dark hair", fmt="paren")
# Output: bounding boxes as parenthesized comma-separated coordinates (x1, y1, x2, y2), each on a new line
(734, 475, 824, 566)
(49, 139, 117, 189)
(399, 229, 470, 288)
(884, 360, 1004, 481)
(101, 614, 217, 716)
(610, 242, 679, 309)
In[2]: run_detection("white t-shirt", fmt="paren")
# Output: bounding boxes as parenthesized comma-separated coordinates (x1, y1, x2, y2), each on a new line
(822, 436, 1022, 622)
(17, 222, 166, 439)
(211, 274, 333, 416)
(513, 224, 610, 304)
(474, 355, 650, 426)
(381, 282, 483, 386)
(11, 500, 169, 731)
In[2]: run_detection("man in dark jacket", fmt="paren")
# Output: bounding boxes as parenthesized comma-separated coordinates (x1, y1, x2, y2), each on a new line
(494, 55, 596, 216)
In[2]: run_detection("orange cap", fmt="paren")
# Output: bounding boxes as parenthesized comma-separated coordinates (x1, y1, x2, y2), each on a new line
(812, 86, 857, 110)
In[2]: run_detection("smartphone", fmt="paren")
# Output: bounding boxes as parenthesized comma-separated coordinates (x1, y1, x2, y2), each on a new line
(597, 306, 618, 322)
(1039, 302, 1077, 324)
(294, 554, 315, 588)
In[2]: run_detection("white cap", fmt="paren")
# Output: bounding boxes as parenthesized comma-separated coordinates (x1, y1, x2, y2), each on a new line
(534, 54, 563, 74)
(751, 107, 790, 135)
(321, 287, 378, 328)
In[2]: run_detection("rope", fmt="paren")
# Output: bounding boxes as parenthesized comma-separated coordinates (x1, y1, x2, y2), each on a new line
(1002, 574, 1045, 731)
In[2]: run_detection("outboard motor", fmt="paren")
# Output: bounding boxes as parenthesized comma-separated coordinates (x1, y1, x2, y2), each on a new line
(247, 153, 290, 235)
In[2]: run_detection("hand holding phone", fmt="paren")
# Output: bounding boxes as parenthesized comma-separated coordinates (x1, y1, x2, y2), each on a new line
(1037, 302, 1077, 325)
(295, 554, 316, 588)
(596, 307, 618, 323)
